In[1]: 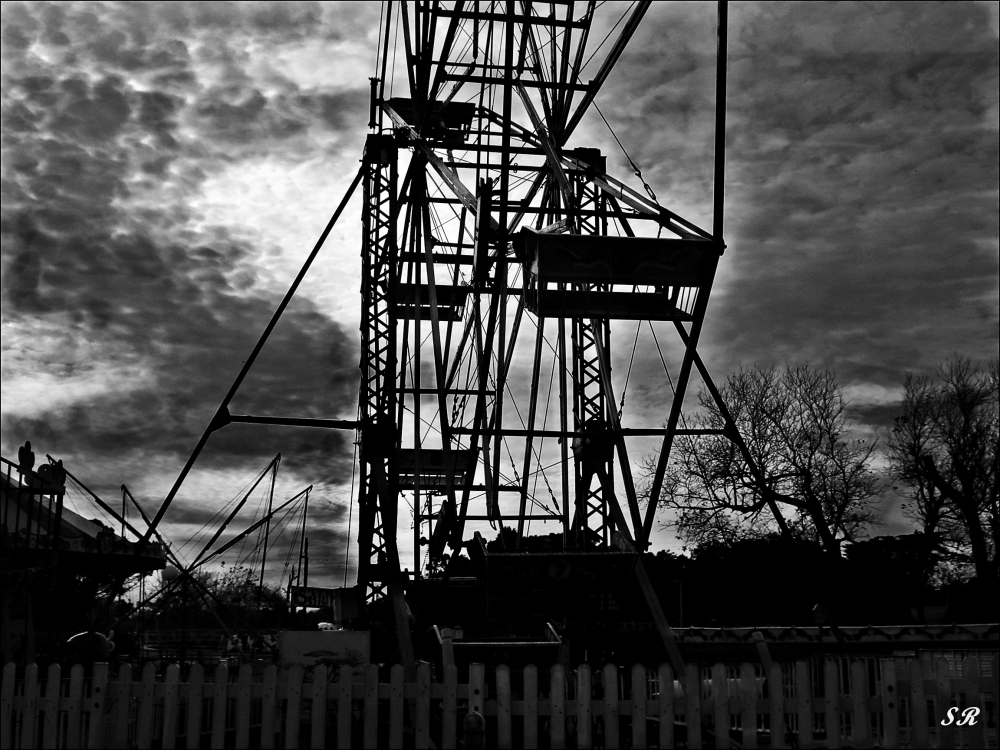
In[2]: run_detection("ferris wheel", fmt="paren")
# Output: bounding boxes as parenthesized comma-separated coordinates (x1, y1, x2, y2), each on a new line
(352, 0, 736, 662)
(143, 1, 761, 669)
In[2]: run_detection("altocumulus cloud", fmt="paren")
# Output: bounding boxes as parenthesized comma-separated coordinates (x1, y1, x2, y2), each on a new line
(601, 1, 998, 420)
(1, 1, 379, 572)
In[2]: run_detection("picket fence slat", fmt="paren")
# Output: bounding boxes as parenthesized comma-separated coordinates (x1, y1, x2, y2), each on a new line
(881, 659, 899, 750)
(767, 662, 784, 749)
(849, 660, 869, 747)
(388, 664, 404, 749)
(963, 655, 987, 750)
(631, 664, 646, 749)
(337, 665, 352, 750)
(19, 664, 37, 750)
(0, 663, 15, 750)
(161, 664, 180, 749)
(551, 664, 566, 749)
(442, 664, 457, 750)
(740, 662, 756, 749)
(603, 664, 619, 750)
(260, 664, 277, 750)
(496, 664, 511, 749)
(309, 663, 326, 750)
(657, 663, 673, 749)
(523, 664, 538, 749)
(283, 664, 302, 750)
(360, 663, 376, 748)
(111, 663, 131, 750)
(416, 662, 431, 748)
(207, 663, 225, 750)
(685, 663, 701, 750)
(712, 662, 728, 750)
(40, 663, 59, 749)
(2, 655, 999, 750)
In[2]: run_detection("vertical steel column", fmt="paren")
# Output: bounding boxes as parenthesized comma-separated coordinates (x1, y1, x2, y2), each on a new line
(571, 171, 614, 545)
(357, 133, 399, 603)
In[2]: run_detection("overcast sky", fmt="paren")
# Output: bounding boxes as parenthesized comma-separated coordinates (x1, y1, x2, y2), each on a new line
(2, 1, 997, 588)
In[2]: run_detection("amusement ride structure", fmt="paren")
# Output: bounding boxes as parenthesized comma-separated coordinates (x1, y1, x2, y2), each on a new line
(138, 0, 773, 670)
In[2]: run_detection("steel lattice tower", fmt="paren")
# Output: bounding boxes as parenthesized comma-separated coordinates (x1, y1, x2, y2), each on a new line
(349, 2, 752, 665)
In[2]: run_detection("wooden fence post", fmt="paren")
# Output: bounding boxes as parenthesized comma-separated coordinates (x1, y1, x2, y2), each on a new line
(19, 663, 37, 750)
(657, 663, 673, 750)
(684, 663, 701, 750)
(87, 662, 108, 750)
(260, 664, 277, 750)
(161, 664, 180, 749)
(336, 665, 352, 750)
(822, 658, 839, 750)
(186, 664, 204, 750)
(576, 664, 592, 750)
(66, 663, 85, 749)
(40, 663, 60, 748)
(550, 664, 565, 749)
(0, 663, 15, 749)
(796, 661, 812, 750)
(310, 664, 328, 750)
(465, 663, 486, 749)
(604, 664, 620, 750)
(631, 664, 646, 749)
(850, 660, 870, 747)
(963, 655, 987, 750)
(495, 665, 511, 749)
(523, 664, 538, 749)
(908, 659, 927, 748)
(740, 662, 756, 749)
(285, 664, 303, 750)
(362, 663, 378, 749)
(934, 657, 955, 749)
(442, 663, 458, 749)
(210, 663, 228, 750)
(712, 663, 729, 750)
(880, 659, 899, 750)
(236, 663, 253, 749)
(388, 663, 404, 749)
(768, 663, 784, 749)
(136, 662, 156, 750)
(416, 662, 431, 748)
(112, 662, 132, 749)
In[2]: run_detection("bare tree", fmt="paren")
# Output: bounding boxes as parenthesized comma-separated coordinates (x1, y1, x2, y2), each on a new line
(644, 363, 882, 557)
(888, 357, 999, 582)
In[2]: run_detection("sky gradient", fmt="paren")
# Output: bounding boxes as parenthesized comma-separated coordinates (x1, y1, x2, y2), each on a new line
(2, 1, 997, 587)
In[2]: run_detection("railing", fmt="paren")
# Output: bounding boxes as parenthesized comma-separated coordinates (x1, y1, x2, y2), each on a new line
(0, 456, 63, 555)
(1, 656, 996, 748)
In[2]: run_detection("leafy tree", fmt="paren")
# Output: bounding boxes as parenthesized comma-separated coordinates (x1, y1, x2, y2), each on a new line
(644, 363, 882, 557)
(888, 357, 999, 583)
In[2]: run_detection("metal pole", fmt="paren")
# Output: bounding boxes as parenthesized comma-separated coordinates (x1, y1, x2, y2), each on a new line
(713, 1, 728, 241)
(257, 461, 278, 609)
(140, 168, 364, 545)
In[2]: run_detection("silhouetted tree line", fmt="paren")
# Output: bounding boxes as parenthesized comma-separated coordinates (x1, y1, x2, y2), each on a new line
(640, 356, 998, 625)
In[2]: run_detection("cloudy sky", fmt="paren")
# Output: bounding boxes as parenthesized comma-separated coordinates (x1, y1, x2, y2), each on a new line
(2, 2, 997, 587)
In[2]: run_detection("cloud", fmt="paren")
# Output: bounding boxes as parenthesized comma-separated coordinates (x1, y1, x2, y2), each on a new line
(604, 2, 998, 415)
(1, 2, 374, 515)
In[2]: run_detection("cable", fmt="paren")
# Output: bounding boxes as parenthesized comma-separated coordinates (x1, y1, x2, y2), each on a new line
(618, 321, 642, 420)
(344, 429, 359, 587)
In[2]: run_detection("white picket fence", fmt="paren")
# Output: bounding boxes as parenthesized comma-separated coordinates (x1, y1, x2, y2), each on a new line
(1, 655, 997, 748)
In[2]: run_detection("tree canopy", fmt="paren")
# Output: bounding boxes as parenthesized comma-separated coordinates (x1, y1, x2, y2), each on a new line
(887, 357, 999, 583)
(644, 363, 882, 558)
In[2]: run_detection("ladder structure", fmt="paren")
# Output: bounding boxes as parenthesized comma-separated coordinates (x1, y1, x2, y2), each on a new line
(142, 1, 774, 671)
(354, 1, 744, 665)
